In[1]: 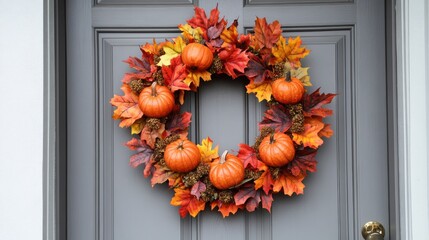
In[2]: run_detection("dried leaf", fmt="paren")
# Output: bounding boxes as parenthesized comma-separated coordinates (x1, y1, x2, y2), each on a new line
(162, 56, 190, 92)
(246, 80, 272, 102)
(125, 138, 154, 169)
(165, 111, 192, 137)
(258, 104, 292, 133)
(197, 137, 219, 163)
(141, 122, 166, 149)
(244, 54, 270, 84)
(302, 88, 336, 118)
(158, 36, 186, 66)
(253, 17, 282, 49)
(218, 47, 249, 78)
(292, 117, 324, 149)
(110, 84, 143, 128)
(171, 188, 206, 218)
(288, 148, 318, 177)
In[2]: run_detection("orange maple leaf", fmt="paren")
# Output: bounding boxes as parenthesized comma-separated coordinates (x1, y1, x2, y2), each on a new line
(171, 188, 206, 218)
(210, 201, 242, 218)
(140, 38, 164, 56)
(292, 117, 325, 149)
(252, 17, 282, 50)
(140, 122, 166, 149)
(319, 123, 333, 138)
(110, 84, 143, 128)
(151, 163, 181, 187)
(220, 23, 238, 47)
(272, 171, 305, 196)
(271, 36, 310, 66)
(254, 165, 274, 195)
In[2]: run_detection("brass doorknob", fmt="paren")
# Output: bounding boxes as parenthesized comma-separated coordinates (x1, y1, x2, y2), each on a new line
(361, 221, 385, 240)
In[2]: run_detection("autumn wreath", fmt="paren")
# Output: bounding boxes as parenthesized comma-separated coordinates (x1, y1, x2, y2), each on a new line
(110, 6, 336, 218)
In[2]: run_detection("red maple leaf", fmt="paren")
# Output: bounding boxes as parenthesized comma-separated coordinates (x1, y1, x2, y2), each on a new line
(162, 56, 190, 92)
(218, 47, 250, 78)
(125, 138, 154, 169)
(171, 188, 206, 218)
(258, 104, 292, 133)
(187, 6, 222, 41)
(234, 184, 273, 212)
(287, 148, 318, 177)
(253, 17, 282, 49)
(211, 201, 242, 218)
(150, 164, 181, 187)
(165, 111, 192, 137)
(237, 144, 263, 169)
(302, 88, 336, 118)
(254, 165, 274, 195)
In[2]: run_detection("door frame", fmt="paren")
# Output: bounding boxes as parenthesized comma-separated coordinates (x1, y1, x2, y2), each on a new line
(43, 0, 415, 239)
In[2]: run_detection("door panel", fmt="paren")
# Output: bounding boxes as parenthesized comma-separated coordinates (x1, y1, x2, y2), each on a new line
(67, 1, 388, 239)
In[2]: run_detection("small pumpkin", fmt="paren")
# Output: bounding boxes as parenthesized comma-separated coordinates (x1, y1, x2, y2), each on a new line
(209, 150, 245, 190)
(181, 43, 213, 71)
(259, 132, 295, 167)
(271, 76, 305, 104)
(138, 82, 175, 118)
(164, 139, 201, 173)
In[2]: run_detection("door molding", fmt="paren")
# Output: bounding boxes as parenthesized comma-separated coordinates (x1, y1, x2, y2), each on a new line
(43, 1, 413, 239)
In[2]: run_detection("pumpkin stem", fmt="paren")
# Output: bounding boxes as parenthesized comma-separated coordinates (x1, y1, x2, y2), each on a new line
(285, 71, 291, 82)
(177, 140, 184, 150)
(269, 132, 276, 144)
(220, 150, 228, 164)
(151, 82, 157, 97)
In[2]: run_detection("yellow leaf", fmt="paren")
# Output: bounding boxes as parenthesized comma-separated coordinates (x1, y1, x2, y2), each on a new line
(291, 67, 312, 86)
(131, 120, 144, 134)
(246, 81, 272, 102)
(179, 24, 203, 42)
(271, 36, 310, 67)
(292, 117, 324, 149)
(221, 24, 238, 47)
(157, 36, 186, 66)
(184, 70, 211, 88)
(197, 137, 219, 163)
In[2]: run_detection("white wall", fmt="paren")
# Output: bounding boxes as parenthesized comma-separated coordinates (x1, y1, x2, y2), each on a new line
(0, 0, 43, 239)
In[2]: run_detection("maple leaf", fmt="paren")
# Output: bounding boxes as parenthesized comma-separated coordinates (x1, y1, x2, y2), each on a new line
(110, 84, 143, 128)
(253, 17, 282, 49)
(288, 148, 318, 177)
(131, 119, 144, 135)
(165, 111, 192, 137)
(319, 124, 333, 138)
(260, 192, 274, 212)
(190, 181, 206, 200)
(246, 80, 272, 102)
(234, 184, 272, 212)
(184, 70, 211, 89)
(237, 144, 262, 169)
(197, 137, 219, 163)
(140, 38, 164, 56)
(207, 21, 226, 40)
(258, 104, 292, 133)
(218, 47, 250, 78)
(158, 36, 186, 66)
(211, 201, 241, 218)
(125, 138, 154, 168)
(273, 170, 305, 196)
(162, 56, 190, 92)
(244, 53, 270, 84)
(254, 165, 274, 195)
(291, 67, 312, 86)
(151, 163, 181, 187)
(292, 117, 324, 149)
(220, 21, 239, 47)
(140, 122, 166, 149)
(302, 88, 336, 118)
(171, 188, 206, 218)
(187, 5, 220, 32)
(271, 36, 310, 67)
(123, 56, 156, 79)
(179, 24, 203, 42)
(121, 72, 154, 84)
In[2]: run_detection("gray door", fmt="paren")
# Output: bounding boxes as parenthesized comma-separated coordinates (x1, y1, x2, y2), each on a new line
(67, 0, 388, 239)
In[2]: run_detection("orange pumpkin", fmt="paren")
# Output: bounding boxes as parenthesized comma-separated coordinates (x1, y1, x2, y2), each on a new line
(259, 132, 295, 167)
(138, 82, 175, 118)
(181, 43, 213, 71)
(164, 139, 201, 173)
(271, 77, 305, 104)
(209, 150, 245, 190)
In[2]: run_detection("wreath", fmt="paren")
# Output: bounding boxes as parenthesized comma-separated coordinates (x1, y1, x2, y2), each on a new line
(110, 6, 336, 218)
